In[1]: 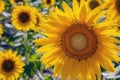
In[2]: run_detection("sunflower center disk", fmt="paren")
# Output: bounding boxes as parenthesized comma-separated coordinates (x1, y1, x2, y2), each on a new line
(77, 0, 80, 3)
(15, 0, 23, 3)
(70, 33, 88, 51)
(2, 60, 15, 72)
(19, 12, 30, 23)
(46, 0, 51, 4)
(115, 0, 120, 14)
(89, 0, 100, 10)
(62, 24, 97, 60)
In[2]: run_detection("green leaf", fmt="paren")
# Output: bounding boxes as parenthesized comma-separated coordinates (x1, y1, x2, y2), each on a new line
(29, 54, 39, 62)
(44, 76, 53, 80)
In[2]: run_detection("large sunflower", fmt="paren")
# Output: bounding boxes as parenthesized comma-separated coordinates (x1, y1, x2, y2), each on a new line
(0, 49, 25, 80)
(34, 0, 120, 80)
(11, 4, 37, 31)
(0, 1, 5, 14)
(10, 0, 25, 5)
(105, 0, 120, 24)
(0, 24, 3, 38)
(43, 0, 56, 8)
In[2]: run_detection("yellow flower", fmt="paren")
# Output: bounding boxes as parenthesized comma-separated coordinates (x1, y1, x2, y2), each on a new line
(86, 0, 103, 12)
(32, 13, 44, 32)
(11, 4, 37, 31)
(0, 1, 5, 14)
(0, 49, 25, 80)
(0, 24, 3, 38)
(34, 0, 120, 80)
(105, 0, 120, 24)
(10, 0, 25, 5)
(77, 0, 81, 3)
(43, 0, 56, 8)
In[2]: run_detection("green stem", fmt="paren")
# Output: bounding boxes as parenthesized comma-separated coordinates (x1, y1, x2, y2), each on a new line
(23, 31, 29, 65)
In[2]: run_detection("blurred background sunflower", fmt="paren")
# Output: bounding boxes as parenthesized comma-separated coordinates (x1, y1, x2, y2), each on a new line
(32, 13, 44, 32)
(43, 0, 56, 8)
(0, 1, 5, 14)
(86, 0, 105, 12)
(10, 0, 25, 5)
(106, 0, 120, 25)
(0, 50, 25, 80)
(11, 4, 38, 31)
(0, 24, 3, 38)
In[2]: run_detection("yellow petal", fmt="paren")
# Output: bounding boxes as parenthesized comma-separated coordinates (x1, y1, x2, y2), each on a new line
(79, 5, 87, 23)
(62, 1, 73, 18)
(96, 52, 115, 72)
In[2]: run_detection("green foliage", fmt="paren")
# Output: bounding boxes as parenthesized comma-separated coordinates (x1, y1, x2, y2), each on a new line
(25, 61, 41, 77)
(44, 76, 53, 80)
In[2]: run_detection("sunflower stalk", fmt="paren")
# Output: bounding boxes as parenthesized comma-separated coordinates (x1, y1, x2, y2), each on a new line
(23, 31, 29, 65)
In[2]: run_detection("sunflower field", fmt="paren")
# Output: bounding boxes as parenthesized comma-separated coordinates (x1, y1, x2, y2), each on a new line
(1, 0, 120, 80)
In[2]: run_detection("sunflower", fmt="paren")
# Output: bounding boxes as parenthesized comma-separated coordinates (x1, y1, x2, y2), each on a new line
(86, 0, 103, 12)
(0, 24, 3, 38)
(43, 0, 56, 8)
(105, 0, 120, 24)
(77, 0, 81, 3)
(11, 4, 37, 31)
(34, 0, 120, 80)
(0, 49, 25, 80)
(32, 13, 44, 32)
(0, 1, 5, 14)
(10, 0, 25, 5)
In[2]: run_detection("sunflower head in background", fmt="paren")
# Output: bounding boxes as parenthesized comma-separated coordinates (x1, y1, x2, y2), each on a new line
(0, 1, 5, 14)
(0, 24, 3, 38)
(43, 0, 56, 8)
(105, 0, 120, 26)
(34, 0, 120, 80)
(32, 12, 44, 32)
(0, 49, 25, 80)
(86, 0, 104, 12)
(77, 0, 81, 3)
(10, 0, 25, 5)
(11, 4, 38, 31)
